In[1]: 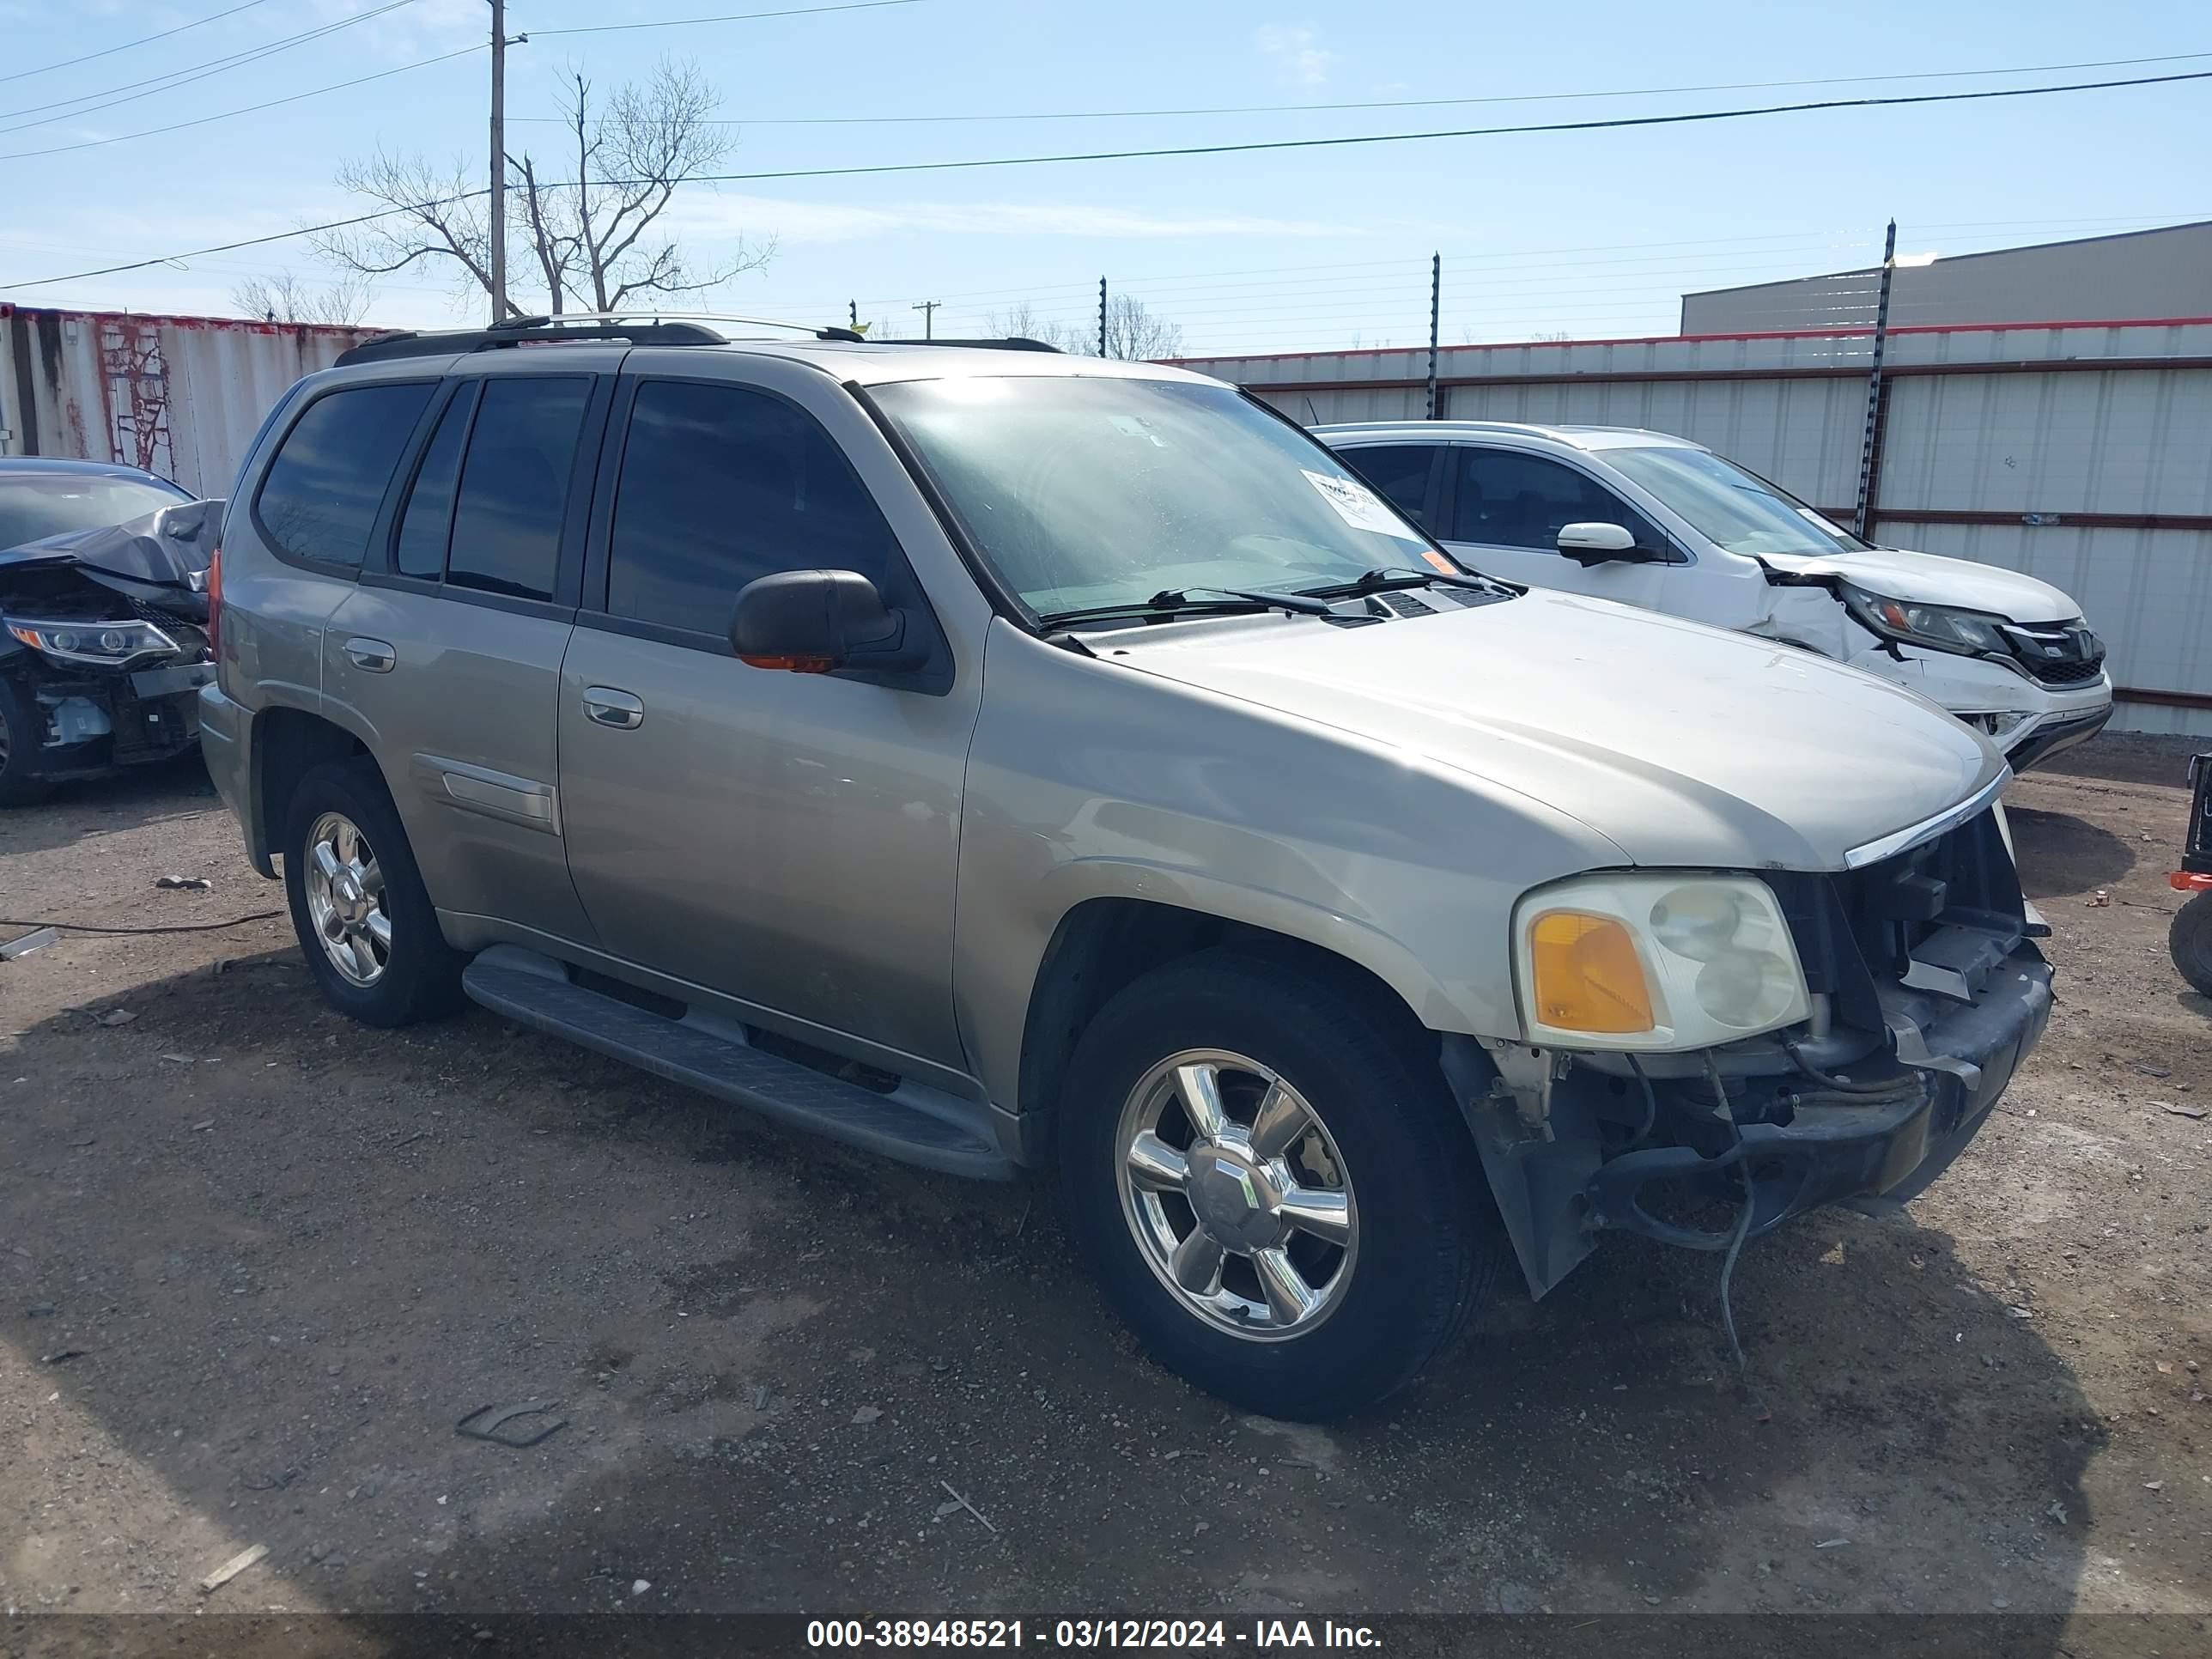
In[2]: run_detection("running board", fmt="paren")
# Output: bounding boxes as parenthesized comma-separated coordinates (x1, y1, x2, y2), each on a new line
(461, 946, 1014, 1180)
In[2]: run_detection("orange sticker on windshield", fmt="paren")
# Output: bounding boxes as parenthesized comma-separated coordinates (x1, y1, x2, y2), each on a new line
(1420, 549, 1457, 574)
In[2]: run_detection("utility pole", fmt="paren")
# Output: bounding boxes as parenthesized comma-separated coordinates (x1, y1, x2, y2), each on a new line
(1852, 218, 1899, 540)
(1425, 252, 1442, 419)
(912, 300, 940, 339)
(1097, 276, 1108, 357)
(488, 0, 507, 322)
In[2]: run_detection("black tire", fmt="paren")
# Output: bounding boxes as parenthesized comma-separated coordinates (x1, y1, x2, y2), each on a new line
(2172, 890, 2212, 999)
(282, 756, 465, 1027)
(1056, 948, 1502, 1419)
(0, 676, 52, 807)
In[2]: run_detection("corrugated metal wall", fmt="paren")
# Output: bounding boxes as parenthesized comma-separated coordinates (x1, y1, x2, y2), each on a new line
(1174, 319, 2212, 736)
(0, 305, 373, 499)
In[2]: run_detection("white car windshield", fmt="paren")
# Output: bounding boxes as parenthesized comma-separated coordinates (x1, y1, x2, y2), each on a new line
(872, 376, 1452, 619)
(1601, 446, 1871, 558)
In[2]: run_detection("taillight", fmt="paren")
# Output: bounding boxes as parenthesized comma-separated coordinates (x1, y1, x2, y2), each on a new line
(205, 546, 222, 660)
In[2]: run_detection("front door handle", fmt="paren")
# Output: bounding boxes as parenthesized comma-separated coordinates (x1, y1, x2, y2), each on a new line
(343, 636, 396, 673)
(582, 686, 645, 730)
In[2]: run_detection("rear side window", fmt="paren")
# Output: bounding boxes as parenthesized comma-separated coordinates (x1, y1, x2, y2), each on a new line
(443, 378, 590, 601)
(253, 382, 435, 568)
(392, 387, 474, 580)
(1337, 444, 1437, 530)
(605, 380, 902, 634)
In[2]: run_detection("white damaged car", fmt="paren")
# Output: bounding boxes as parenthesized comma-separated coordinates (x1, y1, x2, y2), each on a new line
(1324, 421, 2112, 770)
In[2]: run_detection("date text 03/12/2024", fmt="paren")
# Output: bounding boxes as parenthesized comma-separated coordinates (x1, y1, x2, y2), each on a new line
(805, 1620, 1383, 1649)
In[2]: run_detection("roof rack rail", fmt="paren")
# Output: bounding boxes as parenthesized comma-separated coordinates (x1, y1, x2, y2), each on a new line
(895, 337, 1062, 353)
(333, 309, 866, 368)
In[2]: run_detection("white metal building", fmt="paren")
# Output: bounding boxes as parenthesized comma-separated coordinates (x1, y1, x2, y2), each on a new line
(1170, 316, 2212, 738)
(1680, 221, 2212, 335)
(0, 304, 373, 498)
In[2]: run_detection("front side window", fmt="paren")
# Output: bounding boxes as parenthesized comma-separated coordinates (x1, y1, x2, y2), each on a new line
(1600, 444, 1869, 556)
(1337, 444, 1438, 531)
(870, 377, 1437, 618)
(606, 380, 903, 634)
(445, 378, 589, 601)
(1452, 448, 1660, 552)
(254, 381, 435, 568)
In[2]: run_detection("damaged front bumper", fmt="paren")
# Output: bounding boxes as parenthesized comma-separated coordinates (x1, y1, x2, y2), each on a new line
(1452, 802, 2053, 1297)
(1581, 946, 2051, 1249)
(3, 658, 212, 781)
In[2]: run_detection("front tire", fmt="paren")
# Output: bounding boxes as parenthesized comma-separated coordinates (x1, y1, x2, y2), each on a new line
(2172, 890, 2212, 998)
(1057, 949, 1501, 1419)
(282, 757, 465, 1026)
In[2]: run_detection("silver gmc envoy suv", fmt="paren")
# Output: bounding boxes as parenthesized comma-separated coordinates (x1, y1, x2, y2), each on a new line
(201, 315, 2053, 1419)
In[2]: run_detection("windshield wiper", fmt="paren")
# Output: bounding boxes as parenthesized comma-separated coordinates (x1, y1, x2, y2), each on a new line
(1036, 586, 1338, 629)
(1297, 565, 1514, 600)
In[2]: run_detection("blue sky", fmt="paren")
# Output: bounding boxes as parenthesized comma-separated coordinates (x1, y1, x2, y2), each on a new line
(0, 0, 2204, 355)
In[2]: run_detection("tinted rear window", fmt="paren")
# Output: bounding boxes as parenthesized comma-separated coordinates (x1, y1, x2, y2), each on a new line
(253, 382, 434, 568)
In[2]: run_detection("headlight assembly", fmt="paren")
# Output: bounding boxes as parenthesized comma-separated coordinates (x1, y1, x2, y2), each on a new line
(4, 616, 177, 668)
(1840, 585, 2013, 658)
(1512, 873, 1810, 1051)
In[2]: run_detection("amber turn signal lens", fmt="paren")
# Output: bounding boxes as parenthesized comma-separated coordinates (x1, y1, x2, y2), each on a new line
(1528, 910, 1656, 1035)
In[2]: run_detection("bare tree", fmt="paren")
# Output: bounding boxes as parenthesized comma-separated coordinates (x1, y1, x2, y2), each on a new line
(988, 301, 1090, 353)
(1098, 293, 1183, 361)
(230, 271, 374, 326)
(315, 58, 770, 318)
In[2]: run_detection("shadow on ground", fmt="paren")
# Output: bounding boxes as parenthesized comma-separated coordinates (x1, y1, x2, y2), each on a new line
(2, 941, 2106, 1632)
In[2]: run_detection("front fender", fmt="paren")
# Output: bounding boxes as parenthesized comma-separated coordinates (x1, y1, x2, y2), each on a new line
(952, 622, 1620, 1112)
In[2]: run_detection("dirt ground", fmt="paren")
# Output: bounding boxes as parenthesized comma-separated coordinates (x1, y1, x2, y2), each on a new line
(1, 737, 2207, 1644)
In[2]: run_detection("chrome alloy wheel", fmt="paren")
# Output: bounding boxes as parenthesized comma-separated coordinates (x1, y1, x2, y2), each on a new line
(302, 811, 391, 987)
(1115, 1049, 1358, 1341)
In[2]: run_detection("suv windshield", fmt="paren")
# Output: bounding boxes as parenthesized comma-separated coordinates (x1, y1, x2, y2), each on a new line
(1601, 445, 1870, 558)
(872, 376, 1447, 617)
(0, 473, 187, 552)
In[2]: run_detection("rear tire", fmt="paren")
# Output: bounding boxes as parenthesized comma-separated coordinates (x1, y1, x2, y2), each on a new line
(0, 677, 52, 807)
(282, 757, 465, 1026)
(1056, 948, 1501, 1419)
(2172, 890, 2212, 999)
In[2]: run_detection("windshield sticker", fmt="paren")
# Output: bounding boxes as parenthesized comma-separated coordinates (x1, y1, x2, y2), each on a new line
(1302, 470, 1425, 542)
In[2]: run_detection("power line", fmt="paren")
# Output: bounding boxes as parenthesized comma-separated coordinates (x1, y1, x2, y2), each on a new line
(0, 0, 927, 164)
(6, 68, 2206, 291)
(0, 1, 422, 135)
(672, 69, 2212, 187)
(0, 44, 485, 163)
(0, 0, 276, 88)
(530, 0, 925, 36)
(509, 47, 2212, 127)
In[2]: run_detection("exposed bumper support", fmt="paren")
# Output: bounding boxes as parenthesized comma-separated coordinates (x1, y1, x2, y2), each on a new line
(1583, 947, 2051, 1249)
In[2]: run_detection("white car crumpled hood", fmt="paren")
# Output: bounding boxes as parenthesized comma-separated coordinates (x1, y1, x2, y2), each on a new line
(1121, 587, 2006, 872)
(1760, 543, 2083, 623)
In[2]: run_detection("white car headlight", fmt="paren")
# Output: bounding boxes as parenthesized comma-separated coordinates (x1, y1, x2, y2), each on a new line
(4, 616, 177, 668)
(1511, 872, 1811, 1051)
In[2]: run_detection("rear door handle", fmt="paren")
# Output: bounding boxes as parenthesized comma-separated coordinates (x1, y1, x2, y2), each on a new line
(582, 686, 644, 729)
(343, 636, 396, 673)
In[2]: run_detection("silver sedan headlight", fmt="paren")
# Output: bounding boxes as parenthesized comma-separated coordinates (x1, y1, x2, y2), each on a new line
(4, 616, 177, 668)
(1511, 873, 1811, 1051)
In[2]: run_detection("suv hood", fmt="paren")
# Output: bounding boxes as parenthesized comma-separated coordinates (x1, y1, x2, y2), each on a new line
(1119, 588, 2004, 872)
(1759, 543, 2081, 624)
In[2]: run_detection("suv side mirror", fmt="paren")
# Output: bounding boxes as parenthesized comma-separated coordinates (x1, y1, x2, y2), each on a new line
(1556, 521, 1658, 567)
(730, 568, 925, 676)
